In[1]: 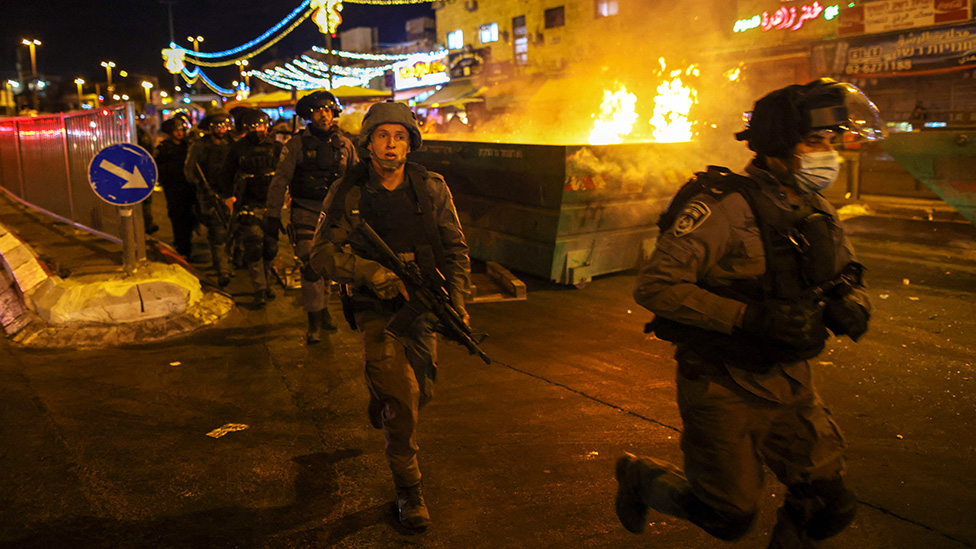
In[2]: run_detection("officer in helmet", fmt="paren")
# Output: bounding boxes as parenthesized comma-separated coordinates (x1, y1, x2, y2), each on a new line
(229, 105, 252, 141)
(155, 116, 196, 259)
(185, 110, 234, 286)
(618, 79, 881, 546)
(309, 101, 471, 530)
(220, 109, 283, 308)
(267, 90, 358, 342)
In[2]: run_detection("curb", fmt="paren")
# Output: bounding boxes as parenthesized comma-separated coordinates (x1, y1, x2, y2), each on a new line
(0, 221, 234, 348)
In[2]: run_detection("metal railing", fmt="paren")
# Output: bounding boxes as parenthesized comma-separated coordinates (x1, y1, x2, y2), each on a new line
(0, 103, 142, 244)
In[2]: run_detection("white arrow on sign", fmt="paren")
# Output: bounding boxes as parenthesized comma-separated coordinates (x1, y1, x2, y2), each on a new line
(98, 159, 149, 189)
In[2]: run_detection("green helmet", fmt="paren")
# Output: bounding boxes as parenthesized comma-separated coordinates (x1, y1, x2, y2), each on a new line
(359, 101, 422, 151)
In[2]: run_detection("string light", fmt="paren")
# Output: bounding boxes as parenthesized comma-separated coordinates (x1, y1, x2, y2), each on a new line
(181, 66, 236, 96)
(311, 46, 416, 61)
(172, 1, 312, 60)
(345, 0, 433, 4)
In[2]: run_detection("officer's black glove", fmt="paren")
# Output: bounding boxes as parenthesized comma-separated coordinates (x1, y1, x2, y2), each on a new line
(742, 299, 827, 350)
(264, 216, 283, 236)
(824, 297, 869, 342)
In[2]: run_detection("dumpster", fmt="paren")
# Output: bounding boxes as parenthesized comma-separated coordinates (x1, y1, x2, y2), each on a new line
(412, 140, 700, 286)
(881, 130, 976, 226)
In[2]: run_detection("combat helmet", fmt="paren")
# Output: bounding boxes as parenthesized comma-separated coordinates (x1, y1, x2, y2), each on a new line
(736, 79, 884, 158)
(296, 90, 342, 120)
(359, 100, 422, 151)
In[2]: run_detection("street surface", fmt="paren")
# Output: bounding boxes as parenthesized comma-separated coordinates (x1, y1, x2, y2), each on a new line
(1, 214, 974, 548)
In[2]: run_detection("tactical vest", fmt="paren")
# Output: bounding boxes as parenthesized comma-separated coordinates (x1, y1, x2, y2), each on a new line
(291, 131, 342, 201)
(330, 161, 450, 284)
(201, 136, 232, 187)
(649, 166, 846, 371)
(237, 138, 278, 207)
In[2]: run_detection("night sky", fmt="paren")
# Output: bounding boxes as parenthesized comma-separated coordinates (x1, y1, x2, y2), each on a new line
(2, 0, 434, 90)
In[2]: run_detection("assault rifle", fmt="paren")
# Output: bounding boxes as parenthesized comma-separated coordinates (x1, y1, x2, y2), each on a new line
(358, 220, 491, 364)
(195, 163, 229, 227)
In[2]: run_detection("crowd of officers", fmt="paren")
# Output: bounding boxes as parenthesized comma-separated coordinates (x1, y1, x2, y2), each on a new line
(151, 91, 354, 343)
(147, 80, 880, 547)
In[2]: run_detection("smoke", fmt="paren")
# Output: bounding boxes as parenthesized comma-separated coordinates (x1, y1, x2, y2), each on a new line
(418, 4, 798, 175)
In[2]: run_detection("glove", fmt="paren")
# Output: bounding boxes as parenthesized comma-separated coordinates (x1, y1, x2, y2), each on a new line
(824, 297, 870, 341)
(367, 266, 406, 300)
(742, 299, 827, 350)
(264, 216, 283, 236)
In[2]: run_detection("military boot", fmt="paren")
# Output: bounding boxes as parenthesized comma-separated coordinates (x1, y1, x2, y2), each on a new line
(252, 290, 267, 310)
(614, 453, 692, 534)
(306, 312, 321, 344)
(395, 483, 430, 529)
(320, 308, 338, 331)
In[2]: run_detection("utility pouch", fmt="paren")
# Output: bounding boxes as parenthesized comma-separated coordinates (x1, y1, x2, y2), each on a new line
(386, 302, 423, 336)
(794, 211, 839, 287)
(338, 283, 358, 330)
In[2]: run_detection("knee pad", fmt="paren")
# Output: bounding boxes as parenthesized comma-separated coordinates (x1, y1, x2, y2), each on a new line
(243, 242, 263, 264)
(789, 478, 857, 540)
(301, 260, 321, 282)
(686, 497, 756, 541)
(263, 242, 278, 263)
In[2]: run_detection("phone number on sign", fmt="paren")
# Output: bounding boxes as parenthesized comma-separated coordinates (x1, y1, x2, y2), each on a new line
(845, 59, 912, 74)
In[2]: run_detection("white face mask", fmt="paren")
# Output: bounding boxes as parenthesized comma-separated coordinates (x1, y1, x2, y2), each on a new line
(793, 150, 841, 193)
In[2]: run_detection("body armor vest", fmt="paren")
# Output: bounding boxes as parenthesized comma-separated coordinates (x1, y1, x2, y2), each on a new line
(360, 183, 429, 256)
(201, 136, 232, 188)
(238, 138, 277, 208)
(292, 131, 341, 201)
(648, 166, 846, 371)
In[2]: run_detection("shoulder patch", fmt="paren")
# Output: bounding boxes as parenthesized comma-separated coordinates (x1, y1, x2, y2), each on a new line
(672, 200, 711, 237)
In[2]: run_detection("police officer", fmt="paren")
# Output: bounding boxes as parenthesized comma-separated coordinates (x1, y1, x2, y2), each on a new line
(220, 109, 283, 308)
(155, 116, 196, 259)
(267, 91, 358, 343)
(185, 110, 234, 286)
(309, 101, 470, 529)
(616, 79, 881, 547)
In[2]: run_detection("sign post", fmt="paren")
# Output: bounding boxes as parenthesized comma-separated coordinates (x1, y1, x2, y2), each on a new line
(87, 143, 157, 273)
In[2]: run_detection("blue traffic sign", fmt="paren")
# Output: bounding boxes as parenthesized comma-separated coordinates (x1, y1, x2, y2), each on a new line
(88, 143, 157, 206)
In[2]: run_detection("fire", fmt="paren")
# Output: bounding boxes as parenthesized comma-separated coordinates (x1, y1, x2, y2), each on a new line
(649, 61, 699, 143)
(588, 85, 638, 145)
(586, 59, 699, 145)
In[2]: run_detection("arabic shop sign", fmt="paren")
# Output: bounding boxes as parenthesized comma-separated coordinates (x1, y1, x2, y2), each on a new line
(734, 1, 840, 33)
(393, 53, 449, 90)
(839, 0, 971, 36)
(836, 22, 976, 76)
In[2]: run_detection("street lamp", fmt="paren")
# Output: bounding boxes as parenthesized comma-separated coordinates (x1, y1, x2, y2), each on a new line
(101, 61, 116, 100)
(142, 81, 153, 103)
(21, 39, 41, 77)
(74, 78, 85, 106)
(187, 35, 204, 52)
(186, 36, 204, 93)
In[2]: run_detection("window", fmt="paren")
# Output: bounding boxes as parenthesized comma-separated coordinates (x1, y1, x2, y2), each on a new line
(595, 0, 618, 18)
(479, 22, 499, 44)
(447, 29, 464, 50)
(513, 15, 528, 66)
(544, 6, 565, 29)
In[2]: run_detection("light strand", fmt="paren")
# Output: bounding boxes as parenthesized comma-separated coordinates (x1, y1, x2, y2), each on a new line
(174, 10, 314, 68)
(173, 1, 312, 60)
(344, 0, 432, 4)
(311, 46, 414, 61)
(181, 66, 237, 96)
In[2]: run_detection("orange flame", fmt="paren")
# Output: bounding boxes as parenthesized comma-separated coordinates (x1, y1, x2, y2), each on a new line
(649, 60, 699, 143)
(588, 85, 638, 145)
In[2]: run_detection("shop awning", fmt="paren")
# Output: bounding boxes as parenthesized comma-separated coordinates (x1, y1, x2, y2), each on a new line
(227, 86, 390, 109)
(417, 82, 483, 109)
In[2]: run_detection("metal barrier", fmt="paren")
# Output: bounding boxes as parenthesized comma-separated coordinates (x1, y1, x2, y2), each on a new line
(0, 103, 141, 244)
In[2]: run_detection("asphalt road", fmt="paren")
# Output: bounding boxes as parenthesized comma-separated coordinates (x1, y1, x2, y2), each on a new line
(1, 215, 974, 548)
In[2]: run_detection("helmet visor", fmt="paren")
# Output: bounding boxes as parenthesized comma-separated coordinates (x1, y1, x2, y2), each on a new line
(810, 83, 886, 143)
